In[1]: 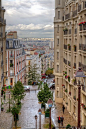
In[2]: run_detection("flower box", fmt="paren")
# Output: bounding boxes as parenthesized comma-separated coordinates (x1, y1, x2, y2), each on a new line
(69, 92, 71, 95)
(65, 89, 67, 92)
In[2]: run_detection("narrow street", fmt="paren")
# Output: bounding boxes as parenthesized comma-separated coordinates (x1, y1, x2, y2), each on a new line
(17, 86, 45, 129)
(16, 79, 77, 129)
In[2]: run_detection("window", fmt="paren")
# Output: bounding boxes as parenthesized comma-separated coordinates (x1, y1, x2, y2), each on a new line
(57, 52, 59, 60)
(57, 39, 59, 45)
(57, 25, 59, 32)
(58, 0, 60, 5)
(9, 41, 13, 48)
(57, 78, 58, 85)
(57, 65, 59, 72)
(58, 11, 60, 19)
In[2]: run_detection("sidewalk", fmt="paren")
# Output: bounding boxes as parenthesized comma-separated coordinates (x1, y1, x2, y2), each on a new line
(51, 102, 77, 128)
(0, 91, 13, 129)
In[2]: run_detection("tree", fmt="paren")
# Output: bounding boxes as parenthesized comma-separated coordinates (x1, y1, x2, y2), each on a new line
(27, 64, 41, 85)
(11, 81, 25, 103)
(37, 83, 53, 104)
(10, 81, 25, 129)
(45, 69, 53, 76)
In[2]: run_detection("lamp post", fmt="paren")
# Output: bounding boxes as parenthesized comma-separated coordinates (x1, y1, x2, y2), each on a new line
(9, 91, 10, 112)
(74, 67, 86, 128)
(35, 115, 37, 129)
(47, 98, 53, 129)
(38, 109, 42, 129)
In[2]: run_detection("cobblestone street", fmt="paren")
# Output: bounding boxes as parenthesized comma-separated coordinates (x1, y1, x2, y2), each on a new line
(0, 83, 77, 129)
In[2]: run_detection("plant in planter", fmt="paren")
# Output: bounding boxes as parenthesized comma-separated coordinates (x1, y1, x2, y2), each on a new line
(66, 124, 71, 129)
(10, 63, 13, 67)
(68, 76, 70, 82)
(69, 92, 71, 95)
(73, 96, 76, 100)
(68, 44, 70, 46)
(66, 102, 68, 105)
(65, 89, 68, 93)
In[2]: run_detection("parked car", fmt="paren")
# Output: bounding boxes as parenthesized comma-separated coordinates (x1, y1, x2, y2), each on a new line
(48, 83, 55, 89)
(24, 85, 30, 91)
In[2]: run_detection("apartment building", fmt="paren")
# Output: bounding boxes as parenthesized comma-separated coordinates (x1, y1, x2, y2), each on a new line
(6, 31, 26, 86)
(0, 1, 7, 112)
(54, 0, 86, 125)
(41, 53, 54, 74)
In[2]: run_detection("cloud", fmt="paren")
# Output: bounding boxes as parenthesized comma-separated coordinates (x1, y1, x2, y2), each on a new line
(3, 0, 55, 38)
(6, 23, 53, 31)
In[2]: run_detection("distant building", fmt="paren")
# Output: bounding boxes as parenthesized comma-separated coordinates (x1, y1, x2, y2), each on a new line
(6, 32, 26, 86)
(26, 54, 41, 84)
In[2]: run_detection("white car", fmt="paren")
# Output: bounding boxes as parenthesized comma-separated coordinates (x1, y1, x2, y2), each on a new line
(44, 79, 47, 83)
(48, 83, 55, 89)
(24, 85, 30, 91)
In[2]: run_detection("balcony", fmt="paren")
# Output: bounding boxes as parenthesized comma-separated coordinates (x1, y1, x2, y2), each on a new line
(75, 28, 77, 34)
(64, 44, 67, 50)
(69, 29, 71, 34)
(68, 61, 71, 66)
(72, 10, 77, 17)
(10, 54, 14, 58)
(78, 4, 81, 12)
(65, 13, 70, 20)
(10, 73, 14, 76)
(79, 44, 86, 51)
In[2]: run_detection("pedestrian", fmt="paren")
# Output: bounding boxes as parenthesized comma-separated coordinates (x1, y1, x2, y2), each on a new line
(62, 105, 65, 114)
(57, 116, 61, 127)
(61, 115, 64, 126)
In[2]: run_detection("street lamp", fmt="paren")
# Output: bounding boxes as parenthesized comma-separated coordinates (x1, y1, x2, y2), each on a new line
(9, 91, 10, 112)
(38, 109, 42, 129)
(47, 98, 53, 129)
(74, 67, 86, 128)
(34, 115, 38, 129)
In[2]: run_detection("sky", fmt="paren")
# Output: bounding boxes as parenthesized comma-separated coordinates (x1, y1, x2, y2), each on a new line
(2, 0, 55, 38)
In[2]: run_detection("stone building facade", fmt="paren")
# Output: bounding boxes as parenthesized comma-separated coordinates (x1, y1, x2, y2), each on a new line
(6, 31, 26, 86)
(54, 0, 86, 125)
(0, 0, 7, 112)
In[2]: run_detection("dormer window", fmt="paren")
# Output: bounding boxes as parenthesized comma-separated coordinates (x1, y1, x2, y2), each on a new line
(9, 41, 13, 48)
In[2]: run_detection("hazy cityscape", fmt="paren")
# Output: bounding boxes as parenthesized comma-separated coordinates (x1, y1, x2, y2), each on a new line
(0, 0, 86, 129)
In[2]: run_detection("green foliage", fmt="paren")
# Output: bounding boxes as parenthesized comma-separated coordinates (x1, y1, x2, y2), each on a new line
(45, 69, 53, 75)
(37, 83, 53, 104)
(66, 124, 71, 129)
(11, 81, 25, 102)
(11, 105, 20, 116)
(27, 64, 41, 84)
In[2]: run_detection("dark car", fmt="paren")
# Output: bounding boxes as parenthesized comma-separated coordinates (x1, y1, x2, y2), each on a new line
(49, 83, 55, 89)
